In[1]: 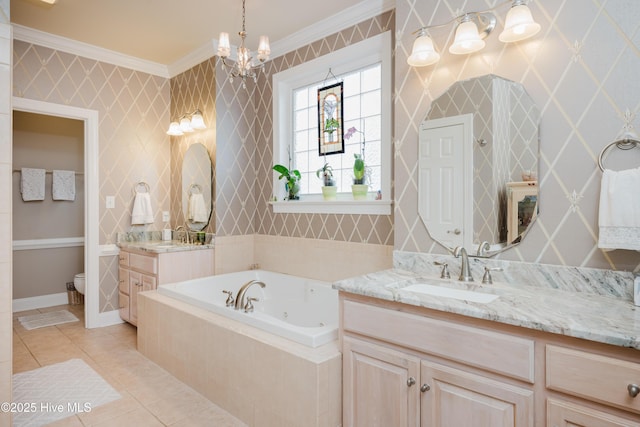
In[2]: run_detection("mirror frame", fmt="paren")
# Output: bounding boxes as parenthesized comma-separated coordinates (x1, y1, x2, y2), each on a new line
(182, 143, 213, 231)
(419, 74, 540, 257)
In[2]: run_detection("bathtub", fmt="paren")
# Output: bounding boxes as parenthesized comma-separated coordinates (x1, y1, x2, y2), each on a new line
(157, 270, 338, 348)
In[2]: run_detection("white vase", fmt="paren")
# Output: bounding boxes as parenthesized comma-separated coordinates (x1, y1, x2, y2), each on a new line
(351, 184, 368, 200)
(322, 186, 337, 200)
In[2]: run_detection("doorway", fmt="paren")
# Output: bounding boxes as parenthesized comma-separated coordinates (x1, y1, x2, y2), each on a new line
(12, 97, 100, 328)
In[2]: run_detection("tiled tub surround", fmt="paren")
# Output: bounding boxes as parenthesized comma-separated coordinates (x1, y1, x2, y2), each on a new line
(334, 251, 639, 350)
(138, 291, 342, 427)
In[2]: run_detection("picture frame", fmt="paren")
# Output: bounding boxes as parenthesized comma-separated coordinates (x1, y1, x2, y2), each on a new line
(317, 82, 344, 156)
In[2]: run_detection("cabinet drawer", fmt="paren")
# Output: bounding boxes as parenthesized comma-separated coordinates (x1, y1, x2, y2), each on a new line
(546, 345, 640, 414)
(118, 251, 129, 266)
(129, 253, 158, 275)
(547, 398, 640, 427)
(343, 300, 534, 382)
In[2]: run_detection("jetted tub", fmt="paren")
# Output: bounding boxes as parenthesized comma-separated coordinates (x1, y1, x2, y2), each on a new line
(157, 270, 339, 348)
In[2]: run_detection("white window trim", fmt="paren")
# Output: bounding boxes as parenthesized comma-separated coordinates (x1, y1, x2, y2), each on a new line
(272, 31, 392, 215)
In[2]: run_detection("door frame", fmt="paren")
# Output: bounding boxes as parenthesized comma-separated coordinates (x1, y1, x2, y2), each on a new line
(12, 97, 100, 328)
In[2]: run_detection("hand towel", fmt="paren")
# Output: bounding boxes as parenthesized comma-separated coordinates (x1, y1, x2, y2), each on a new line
(188, 193, 209, 223)
(598, 167, 640, 251)
(20, 168, 46, 201)
(52, 170, 76, 201)
(131, 192, 154, 225)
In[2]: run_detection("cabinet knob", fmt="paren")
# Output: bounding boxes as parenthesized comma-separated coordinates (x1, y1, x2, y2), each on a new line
(447, 228, 461, 235)
(407, 377, 416, 387)
(119, 256, 126, 261)
(420, 384, 431, 393)
(629, 383, 640, 398)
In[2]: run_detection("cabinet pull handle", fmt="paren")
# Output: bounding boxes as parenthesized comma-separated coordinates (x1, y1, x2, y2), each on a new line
(119, 256, 126, 261)
(629, 384, 640, 398)
(420, 384, 431, 393)
(407, 377, 416, 387)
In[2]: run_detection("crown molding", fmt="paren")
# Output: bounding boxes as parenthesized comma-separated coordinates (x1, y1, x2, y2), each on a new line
(11, 0, 395, 79)
(12, 24, 170, 78)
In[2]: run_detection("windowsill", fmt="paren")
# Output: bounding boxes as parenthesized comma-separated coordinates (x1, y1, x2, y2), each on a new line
(270, 196, 392, 215)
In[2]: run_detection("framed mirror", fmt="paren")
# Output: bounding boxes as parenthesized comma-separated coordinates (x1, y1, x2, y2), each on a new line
(182, 143, 213, 231)
(418, 74, 540, 257)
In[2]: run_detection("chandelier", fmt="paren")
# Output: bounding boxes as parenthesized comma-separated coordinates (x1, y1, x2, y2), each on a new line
(216, 0, 271, 88)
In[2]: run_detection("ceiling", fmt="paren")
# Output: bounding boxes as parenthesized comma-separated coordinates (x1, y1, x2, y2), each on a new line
(10, 0, 370, 66)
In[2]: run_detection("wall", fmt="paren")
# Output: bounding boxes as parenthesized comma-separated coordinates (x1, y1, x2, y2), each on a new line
(253, 11, 395, 245)
(395, 0, 640, 271)
(12, 41, 171, 311)
(169, 58, 216, 234)
(0, 0, 12, 423)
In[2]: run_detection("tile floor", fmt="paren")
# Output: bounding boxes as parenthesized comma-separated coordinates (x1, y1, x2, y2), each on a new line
(13, 303, 247, 427)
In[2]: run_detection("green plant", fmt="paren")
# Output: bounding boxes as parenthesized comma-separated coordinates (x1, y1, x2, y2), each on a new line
(353, 154, 366, 185)
(316, 162, 335, 186)
(273, 164, 301, 200)
(324, 118, 339, 134)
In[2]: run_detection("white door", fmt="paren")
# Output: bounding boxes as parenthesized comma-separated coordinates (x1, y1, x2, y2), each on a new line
(418, 114, 473, 249)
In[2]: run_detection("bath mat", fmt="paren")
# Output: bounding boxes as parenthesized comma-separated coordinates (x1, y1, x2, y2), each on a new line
(18, 310, 79, 330)
(12, 358, 121, 426)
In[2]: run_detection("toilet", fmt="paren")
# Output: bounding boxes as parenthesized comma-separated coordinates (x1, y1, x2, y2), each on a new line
(73, 273, 85, 295)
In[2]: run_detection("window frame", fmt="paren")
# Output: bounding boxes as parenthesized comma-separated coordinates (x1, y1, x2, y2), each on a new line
(271, 31, 392, 215)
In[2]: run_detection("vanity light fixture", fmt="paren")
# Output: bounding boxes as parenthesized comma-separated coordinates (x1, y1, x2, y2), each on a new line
(216, 0, 270, 89)
(407, 0, 540, 67)
(166, 109, 206, 136)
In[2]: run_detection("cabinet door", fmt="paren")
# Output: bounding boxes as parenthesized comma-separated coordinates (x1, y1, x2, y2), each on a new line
(118, 291, 130, 322)
(129, 271, 142, 325)
(343, 336, 420, 427)
(421, 361, 534, 427)
(547, 399, 640, 427)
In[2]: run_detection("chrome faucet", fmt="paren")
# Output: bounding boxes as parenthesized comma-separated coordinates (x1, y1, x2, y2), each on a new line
(453, 246, 473, 282)
(175, 225, 191, 244)
(234, 280, 266, 311)
(477, 241, 490, 256)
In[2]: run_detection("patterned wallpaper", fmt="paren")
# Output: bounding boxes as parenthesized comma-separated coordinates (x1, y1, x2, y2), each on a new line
(395, 0, 640, 271)
(252, 11, 396, 245)
(12, 41, 171, 310)
(169, 58, 216, 235)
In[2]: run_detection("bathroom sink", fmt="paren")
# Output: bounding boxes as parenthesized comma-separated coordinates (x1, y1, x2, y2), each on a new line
(402, 283, 499, 304)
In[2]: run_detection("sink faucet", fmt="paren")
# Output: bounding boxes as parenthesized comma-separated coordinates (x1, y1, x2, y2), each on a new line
(175, 225, 191, 244)
(453, 246, 473, 282)
(234, 280, 266, 311)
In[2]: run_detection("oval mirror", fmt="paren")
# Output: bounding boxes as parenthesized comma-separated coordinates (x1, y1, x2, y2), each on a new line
(418, 74, 540, 257)
(182, 143, 212, 231)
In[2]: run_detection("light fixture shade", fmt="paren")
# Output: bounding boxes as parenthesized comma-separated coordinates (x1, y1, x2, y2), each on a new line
(499, 4, 541, 42)
(257, 36, 271, 61)
(180, 117, 194, 133)
(217, 32, 231, 57)
(407, 32, 441, 67)
(449, 20, 485, 54)
(166, 122, 183, 136)
(190, 111, 206, 130)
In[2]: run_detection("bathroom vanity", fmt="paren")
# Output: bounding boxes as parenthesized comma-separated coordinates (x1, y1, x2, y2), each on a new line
(336, 261, 640, 427)
(118, 242, 214, 326)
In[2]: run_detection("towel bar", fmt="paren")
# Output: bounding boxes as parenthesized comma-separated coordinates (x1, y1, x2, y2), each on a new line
(598, 138, 639, 172)
(133, 181, 150, 195)
(188, 183, 202, 195)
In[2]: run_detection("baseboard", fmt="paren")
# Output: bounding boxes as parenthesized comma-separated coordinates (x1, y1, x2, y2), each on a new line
(13, 292, 69, 312)
(94, 309, 125, 328)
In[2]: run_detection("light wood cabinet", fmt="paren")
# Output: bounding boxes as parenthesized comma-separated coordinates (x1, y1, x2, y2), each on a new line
(341, 297, 534, 427)
(118, 247, 214, 326)
(547, 399, 640, 427)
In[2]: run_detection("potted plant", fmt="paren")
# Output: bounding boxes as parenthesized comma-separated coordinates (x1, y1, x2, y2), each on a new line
(273, 164, 301, 200)
(316, 162, 337, 200)
(345, 126, 369, 200)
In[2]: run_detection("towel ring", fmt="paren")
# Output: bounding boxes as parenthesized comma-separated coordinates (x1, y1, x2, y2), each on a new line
(132, 181, 150, 195)
(598, 138, 639, 172)
(188, 183, 202, 195)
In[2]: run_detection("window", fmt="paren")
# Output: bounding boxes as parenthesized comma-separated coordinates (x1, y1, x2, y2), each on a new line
(272, 32, 392, 215)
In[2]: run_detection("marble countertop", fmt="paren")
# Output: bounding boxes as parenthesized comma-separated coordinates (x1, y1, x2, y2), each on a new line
(117, 240, 215, 254)
(334, 268, 640, 350)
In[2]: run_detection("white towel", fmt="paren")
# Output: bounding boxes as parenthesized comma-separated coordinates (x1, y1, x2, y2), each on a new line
(52, 170, 76, 201)
(20, 168, 46, 201)
(131, 192, 154, 225)
(598, 167, 640, 251)
(188, 193, 209, 223)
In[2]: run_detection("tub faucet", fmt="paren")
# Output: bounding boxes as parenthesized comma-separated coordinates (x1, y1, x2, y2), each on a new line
(453, 246, 473, 282)
(235, 280, 266, 311)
